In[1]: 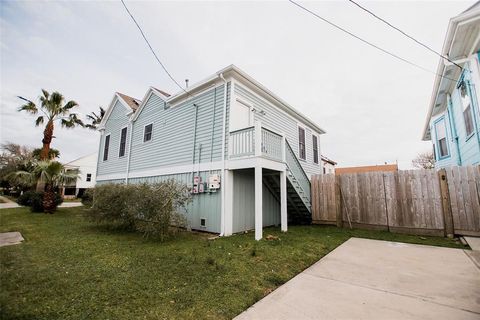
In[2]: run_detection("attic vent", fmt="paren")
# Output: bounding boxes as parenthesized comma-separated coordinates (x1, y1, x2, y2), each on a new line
(200, 218, 206, 227)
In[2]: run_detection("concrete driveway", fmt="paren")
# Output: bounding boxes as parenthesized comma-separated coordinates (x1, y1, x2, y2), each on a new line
(236, 238, 480, 320)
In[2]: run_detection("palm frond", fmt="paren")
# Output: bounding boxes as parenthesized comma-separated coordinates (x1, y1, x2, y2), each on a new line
(61, 113, 84, 128)
(35, 116, 44, 126)
(63, 100, 78, 111)
(18, 100, 38, 114)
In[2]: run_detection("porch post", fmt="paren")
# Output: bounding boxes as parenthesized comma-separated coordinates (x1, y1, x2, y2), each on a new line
(224, 170, 234, 236)
(280, 170, 287, 232)
(255, 165, 263, 240)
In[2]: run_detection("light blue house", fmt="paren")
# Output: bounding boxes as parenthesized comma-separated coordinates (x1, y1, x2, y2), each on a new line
(422, 3, 480, 168)
(96, 65, 325, 240)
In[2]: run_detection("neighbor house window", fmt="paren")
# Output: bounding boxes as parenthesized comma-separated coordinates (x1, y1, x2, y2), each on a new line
(86, 174, 92, 182)
(435, 119, 449, 158)
(460, 82, 474, 136)
(103, 134, 110, 161)
(119, 127, 127, 157)
(144, 124, 153, 142)
(312, 135, 319, 164)
(298, 127, 306, 160)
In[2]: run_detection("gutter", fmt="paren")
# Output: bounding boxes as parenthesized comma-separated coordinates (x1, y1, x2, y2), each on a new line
(219, 73, 227, 237)
(124, 117, 134, 184)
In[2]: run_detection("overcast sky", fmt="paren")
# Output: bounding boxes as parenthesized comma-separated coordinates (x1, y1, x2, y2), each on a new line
(0, 0, 475, 168)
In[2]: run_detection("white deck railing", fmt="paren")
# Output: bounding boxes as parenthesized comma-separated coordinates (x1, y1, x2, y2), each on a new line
(229, 126, 255, 158)
(228, 123, 283, 162)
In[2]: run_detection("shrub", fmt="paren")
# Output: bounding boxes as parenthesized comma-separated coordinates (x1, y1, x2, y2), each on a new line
(81, 189, 93, 207)
(89, 180, 191, 239)
(17, 191, 38, 207)
(17, 191, 63, 212)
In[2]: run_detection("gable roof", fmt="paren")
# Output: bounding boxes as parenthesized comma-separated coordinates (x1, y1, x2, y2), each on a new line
(165, 65, 326, 134)
(116, 92, 141, 111)
(422, 4, 480, 140)
(97, 92, 141, 131)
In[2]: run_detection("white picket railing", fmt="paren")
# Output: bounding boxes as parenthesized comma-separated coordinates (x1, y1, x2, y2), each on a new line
(228, 124, 283, 162)
(261, 127, 283, 161)
(229, 126, 255, 158)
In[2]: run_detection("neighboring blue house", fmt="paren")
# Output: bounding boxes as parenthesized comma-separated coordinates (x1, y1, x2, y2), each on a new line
(422, 3, 480, 169)
(96, 65, 325, 240)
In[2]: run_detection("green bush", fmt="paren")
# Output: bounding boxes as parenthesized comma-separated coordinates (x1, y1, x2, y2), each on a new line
(89, 180, 190, 239)
(81, 189, 93, 207)
(17, 191, 63, 212)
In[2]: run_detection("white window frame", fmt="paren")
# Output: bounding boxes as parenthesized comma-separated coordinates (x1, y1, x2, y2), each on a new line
(298, 125, 306, 161)
(103, 133, 111, 162)
(143, 123, 153, 143)
(312, 134, 319, 164)
(119, 126, 128, 157)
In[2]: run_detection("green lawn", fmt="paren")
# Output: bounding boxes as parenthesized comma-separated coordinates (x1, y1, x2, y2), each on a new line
(0, 207, 464, 320)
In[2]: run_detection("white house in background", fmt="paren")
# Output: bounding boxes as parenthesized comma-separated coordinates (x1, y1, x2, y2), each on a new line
(63, 153, 97, 198)
(321, 155, 337, 174)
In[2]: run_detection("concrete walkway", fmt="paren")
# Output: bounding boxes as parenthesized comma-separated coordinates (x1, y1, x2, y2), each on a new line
(236, 238, 480, 320)
(0, 197, 83, 209)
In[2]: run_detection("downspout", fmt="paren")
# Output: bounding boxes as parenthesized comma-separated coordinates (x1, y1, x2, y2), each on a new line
(209, 87, 217, 168)
(191, 103, 199, 185)
(125, 117, 134, 184)
(219, 73, 228, 236)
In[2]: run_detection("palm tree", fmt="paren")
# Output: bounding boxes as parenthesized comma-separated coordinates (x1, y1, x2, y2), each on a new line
(85, 107, 105, 130)
(12, 161, 79, 213)
(18, 90, 84, 161)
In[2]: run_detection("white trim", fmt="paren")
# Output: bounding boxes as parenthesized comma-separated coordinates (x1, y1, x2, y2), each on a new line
(143, 123, 153, 143)
(97, 161, 224, 182)
(254, 165, 262, 241)
(234, 82, 324, 136)
(297, 125, 306, 161)
(118, 125, 128, 158)
(102, 133, 111, 162)
(132, 88, 167, 122)
(98, 94, 134, 131)
(312, 133, 319, 165)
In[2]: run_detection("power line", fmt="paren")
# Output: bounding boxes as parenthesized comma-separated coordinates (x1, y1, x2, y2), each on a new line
(288, 0, 457, 82)
(120, 0, 188, 94)
(347, 0, 463, 70)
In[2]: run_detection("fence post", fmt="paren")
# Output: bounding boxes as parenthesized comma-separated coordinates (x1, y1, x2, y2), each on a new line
(438, 169, 454, 238)
(335, 175, 343, 228)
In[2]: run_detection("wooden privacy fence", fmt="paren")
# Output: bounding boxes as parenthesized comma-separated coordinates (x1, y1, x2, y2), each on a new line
(311, 166, 480, 237)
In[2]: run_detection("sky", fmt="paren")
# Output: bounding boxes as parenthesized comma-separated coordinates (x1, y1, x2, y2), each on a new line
(0, 0, 475, 168)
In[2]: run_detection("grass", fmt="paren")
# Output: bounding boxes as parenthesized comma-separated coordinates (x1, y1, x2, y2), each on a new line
(0, 207, 465, 320)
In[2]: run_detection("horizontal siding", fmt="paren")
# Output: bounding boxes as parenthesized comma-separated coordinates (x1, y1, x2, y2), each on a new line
(129, 85, 226, 172)
(449, 67, 480, 166)
(96, 101, 130, 176)
(123, 170, 221, 233)
(234, 84, 322, 178)
(232, 169, 280, 233)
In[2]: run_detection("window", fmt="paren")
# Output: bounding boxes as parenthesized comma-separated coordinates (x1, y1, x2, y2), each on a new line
(435, 119, 449, 158)
(298, 127, 306, 160)
(460, 83, 474, 136)
(86, 173, 92, 182)
(103, 134, 110, 161)
(119, 127, 127, 157)
(312, 135, 319, 164)
(144, 124, 153, 142)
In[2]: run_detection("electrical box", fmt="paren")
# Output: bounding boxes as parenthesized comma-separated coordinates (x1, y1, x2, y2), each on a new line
(193, 176, 202, 185)
(208, 174, 220, 189)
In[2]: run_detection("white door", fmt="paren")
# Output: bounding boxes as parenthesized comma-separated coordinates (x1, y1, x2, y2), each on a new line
(230, 100, 252, 131)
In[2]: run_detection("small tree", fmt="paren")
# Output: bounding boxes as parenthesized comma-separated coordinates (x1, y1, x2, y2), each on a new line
(412, 151, 435, 169)
(0, 142, 34, 193)
(11, 161, 79, 213)
(18, 90, 84, 161)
